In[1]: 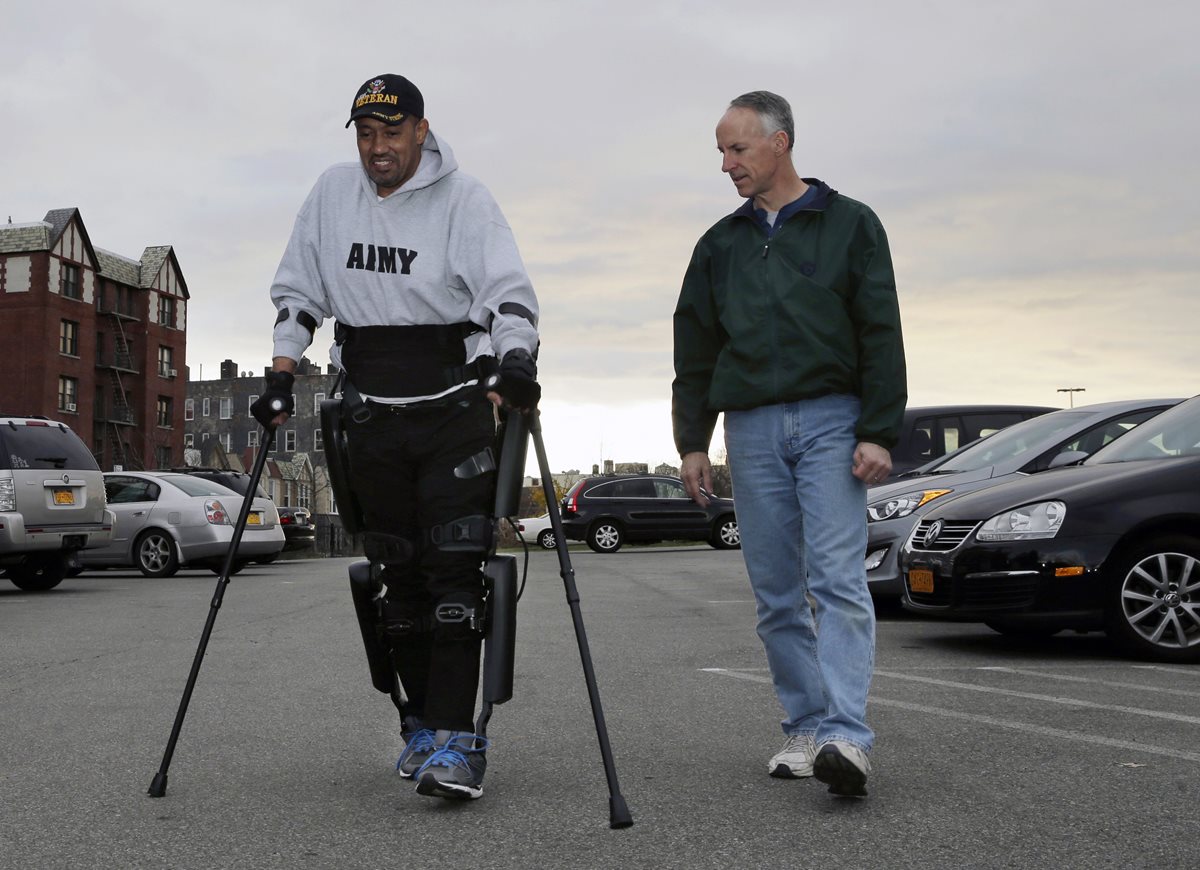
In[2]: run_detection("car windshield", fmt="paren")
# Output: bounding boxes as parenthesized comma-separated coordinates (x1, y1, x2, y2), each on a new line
(157, 474, 240, 497)
(0, 421, 99, 471)
(1087, 397, 1200, 463)
(932, 410, 1089, 473)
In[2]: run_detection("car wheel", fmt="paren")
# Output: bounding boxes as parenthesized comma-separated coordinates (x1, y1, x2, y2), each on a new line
(7, 555, 68, 591)
(1105, 534, 1200, 663)
(710, 516, 741, 549)
(587, 520, 623, 554)
(984, 619, 1062, 638)
(135, 530, 180, 578)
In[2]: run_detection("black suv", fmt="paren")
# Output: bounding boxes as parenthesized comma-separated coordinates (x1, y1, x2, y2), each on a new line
(168, 467, 270, 500)
(559, 474, 738, 554)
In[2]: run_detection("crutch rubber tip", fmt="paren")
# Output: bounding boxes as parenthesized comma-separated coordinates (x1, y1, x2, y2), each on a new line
(148, 772, 168, 798)
(609, 795, 633, 829)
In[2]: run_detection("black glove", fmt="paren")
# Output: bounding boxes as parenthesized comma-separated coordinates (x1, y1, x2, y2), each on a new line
(250, 370, 295, 428)
(486, 348, 540, 411)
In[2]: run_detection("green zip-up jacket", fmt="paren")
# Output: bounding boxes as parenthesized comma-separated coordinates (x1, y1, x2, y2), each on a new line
(672, 178, 907, 456)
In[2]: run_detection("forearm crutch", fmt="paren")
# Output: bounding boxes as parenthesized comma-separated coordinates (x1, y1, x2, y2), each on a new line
(148, 424, 276, 798)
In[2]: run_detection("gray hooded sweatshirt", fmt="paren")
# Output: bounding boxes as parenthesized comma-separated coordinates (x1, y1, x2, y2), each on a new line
(269, 131, 539, 401)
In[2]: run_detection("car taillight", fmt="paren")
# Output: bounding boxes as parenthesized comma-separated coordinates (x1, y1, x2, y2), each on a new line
(567, 491, 580, 513)
(205, 499, 231, 525)
(281, 515, 293, 525)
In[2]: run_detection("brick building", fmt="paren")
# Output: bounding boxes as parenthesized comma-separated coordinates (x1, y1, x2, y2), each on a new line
(0, 209, 189, 470)
(186, 357, 340, 513)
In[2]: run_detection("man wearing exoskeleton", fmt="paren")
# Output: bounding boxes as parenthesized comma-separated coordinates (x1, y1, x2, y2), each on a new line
(251, 73, 540, 801)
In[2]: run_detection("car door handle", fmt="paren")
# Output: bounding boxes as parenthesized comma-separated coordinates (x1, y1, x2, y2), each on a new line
(132, 510, 146, 517)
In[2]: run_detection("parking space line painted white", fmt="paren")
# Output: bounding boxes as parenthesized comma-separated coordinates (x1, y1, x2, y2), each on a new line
(871, 697, 1200, 764)
(873, 669, 1200, 725)
(1133, 664, 1200, 678)
(980, 666, 1200, 699)
(702, 668, 1200, 764)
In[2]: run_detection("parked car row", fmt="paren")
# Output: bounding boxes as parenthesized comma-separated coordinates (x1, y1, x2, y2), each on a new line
(893, 395, 1200, 662)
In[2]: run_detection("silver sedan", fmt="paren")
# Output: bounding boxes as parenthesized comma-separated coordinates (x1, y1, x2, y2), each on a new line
(79, 471, 285, 577)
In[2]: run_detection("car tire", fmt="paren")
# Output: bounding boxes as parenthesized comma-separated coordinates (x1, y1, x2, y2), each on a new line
(7, 555, 68, 591)
(135, 530, 180, 578)
(586, 520, 623, 554)
(1104, 534, 1200, 663)
(983, 619, 1062, 638)
(710, 515, 741, 550)
(537, 529, 557, 550)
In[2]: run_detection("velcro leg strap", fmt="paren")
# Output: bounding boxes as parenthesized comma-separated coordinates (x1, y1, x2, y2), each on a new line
(363, 531, 418, 565)
(428, 515, 494, 553)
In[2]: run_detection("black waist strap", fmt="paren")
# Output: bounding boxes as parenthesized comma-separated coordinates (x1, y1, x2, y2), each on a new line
(336, 321, 492, 397)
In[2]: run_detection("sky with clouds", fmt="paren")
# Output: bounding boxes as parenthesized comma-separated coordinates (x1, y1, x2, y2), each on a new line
(3, 0, 1197, 474)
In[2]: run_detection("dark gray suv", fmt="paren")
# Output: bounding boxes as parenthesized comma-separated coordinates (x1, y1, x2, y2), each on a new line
(559, 474, 739, 554)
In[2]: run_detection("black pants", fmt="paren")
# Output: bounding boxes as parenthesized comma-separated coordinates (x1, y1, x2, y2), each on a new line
(345, 391, 496, 732)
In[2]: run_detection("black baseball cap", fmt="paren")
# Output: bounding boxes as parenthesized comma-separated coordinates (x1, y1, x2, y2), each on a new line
(345, 74, 424, 128)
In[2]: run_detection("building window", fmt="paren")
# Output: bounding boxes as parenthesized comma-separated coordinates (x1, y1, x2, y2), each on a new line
(284, 430, 296, 452)
(313, 428, 324, 452)
(248, 395, 258, 416)
(314, 392, 325, 414)
(184, 398, 194, 421)
(156, 396, 173, 427)
(299, 484, 311, 510)
(221, 433, 231, 451)
(202, 432, 209, 443)
(202, 397, 210, 417)
(248, 430, 260, 448)
(184, 433, 194, 448)
(158, 346, 174, 378)
(59, 320, 80, 356)
(155, 446, 172, 469)
(62, 263, 81, 299)
(58, 376, 78, 412)
(219, 397, 232, 420)
(157, 294, 176, 327)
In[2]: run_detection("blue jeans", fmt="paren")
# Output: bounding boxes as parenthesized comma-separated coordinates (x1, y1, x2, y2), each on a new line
(724, 395, 875, 751)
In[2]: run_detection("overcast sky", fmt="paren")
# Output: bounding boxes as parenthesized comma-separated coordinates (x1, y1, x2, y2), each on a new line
(3, 0, 1197, 474)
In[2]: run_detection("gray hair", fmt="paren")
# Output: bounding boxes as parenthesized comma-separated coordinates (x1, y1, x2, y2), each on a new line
(729, 91, 794, 151)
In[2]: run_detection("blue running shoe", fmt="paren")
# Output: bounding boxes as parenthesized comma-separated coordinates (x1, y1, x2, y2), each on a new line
(396, 727, 437, 779)
(415, 730, 490, 800)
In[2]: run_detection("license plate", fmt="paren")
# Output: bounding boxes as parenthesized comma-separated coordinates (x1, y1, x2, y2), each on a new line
(908, 568, 934, 594)
(247, 512, 261, 526)
(52, 488, 75, 506)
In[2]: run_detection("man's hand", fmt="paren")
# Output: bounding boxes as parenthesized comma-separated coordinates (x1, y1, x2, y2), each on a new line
(852, 442, 892, 485)
(680, 451, 713, 506)
(485, 348, 541, 414)
(250, 370, 295, 429)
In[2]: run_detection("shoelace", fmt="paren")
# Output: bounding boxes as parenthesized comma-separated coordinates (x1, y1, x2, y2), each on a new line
(425, 734, 490, 770)
(395, 729, 437, 770)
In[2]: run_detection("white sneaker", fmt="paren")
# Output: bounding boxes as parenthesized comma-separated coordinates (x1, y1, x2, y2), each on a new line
(813, 740, 871, 797)
(768, 733, 816, 778)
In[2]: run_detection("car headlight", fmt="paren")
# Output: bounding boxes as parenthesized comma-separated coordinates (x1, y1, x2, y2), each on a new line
(976, 501, 1066, 541)
(867, 489, 952, 522)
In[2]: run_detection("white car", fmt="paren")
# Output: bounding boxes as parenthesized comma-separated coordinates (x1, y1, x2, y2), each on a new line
(79, 471, 285, 577)
(516, 513, 557, 550)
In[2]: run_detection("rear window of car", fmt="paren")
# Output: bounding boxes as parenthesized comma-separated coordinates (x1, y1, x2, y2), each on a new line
(0, 420, 100, 471)
(157, 474, 240, 497)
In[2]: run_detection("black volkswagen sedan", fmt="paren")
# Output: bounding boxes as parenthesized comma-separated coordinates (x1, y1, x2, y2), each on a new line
(900, 394, 1200, 662)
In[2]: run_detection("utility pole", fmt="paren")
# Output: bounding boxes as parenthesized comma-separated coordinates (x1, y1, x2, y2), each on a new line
(1057, 387, 1086, 408)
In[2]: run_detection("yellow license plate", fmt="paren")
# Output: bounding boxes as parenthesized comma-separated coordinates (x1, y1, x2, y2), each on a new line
(53, 488, 76, 506)
(908, 568, 934, 594)
(247, 512, 261, 526)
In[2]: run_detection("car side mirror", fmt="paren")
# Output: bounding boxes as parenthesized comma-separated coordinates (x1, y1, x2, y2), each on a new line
(1048, 450, 1089, 469)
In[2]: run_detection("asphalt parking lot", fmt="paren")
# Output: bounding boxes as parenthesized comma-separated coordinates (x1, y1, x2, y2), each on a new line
(2, 547, 1198, 869)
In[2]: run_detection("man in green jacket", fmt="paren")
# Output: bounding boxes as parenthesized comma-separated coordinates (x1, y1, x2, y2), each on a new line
(672, 90, 907, 798)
